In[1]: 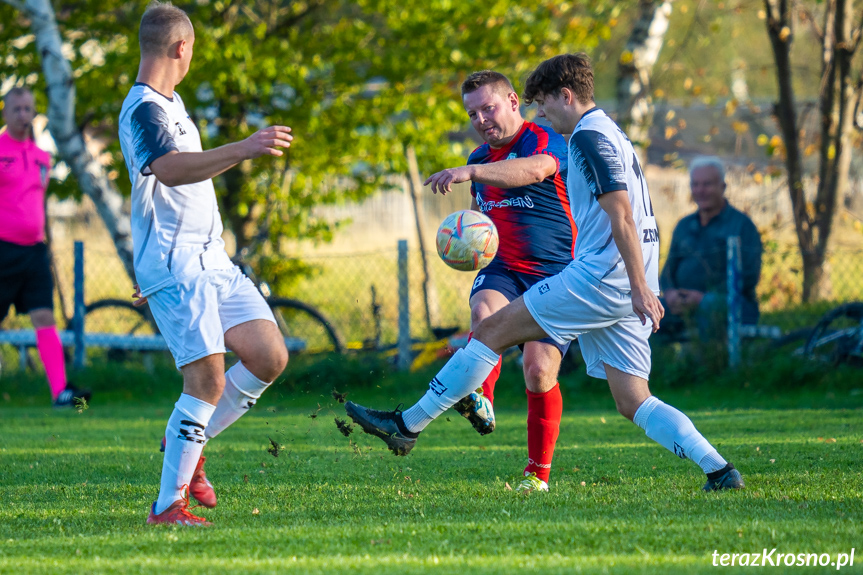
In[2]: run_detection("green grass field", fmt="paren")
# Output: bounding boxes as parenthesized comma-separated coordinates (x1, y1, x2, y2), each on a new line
(2, 354, 862, 574)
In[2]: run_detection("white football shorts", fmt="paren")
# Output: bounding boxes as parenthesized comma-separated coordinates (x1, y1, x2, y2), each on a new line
(146, 266, 276, 369)
(523, 263, 654, 380)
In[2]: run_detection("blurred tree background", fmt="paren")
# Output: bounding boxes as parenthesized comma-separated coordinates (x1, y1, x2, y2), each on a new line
(0, 0, 857, 299)
(0, 0, 615, 291)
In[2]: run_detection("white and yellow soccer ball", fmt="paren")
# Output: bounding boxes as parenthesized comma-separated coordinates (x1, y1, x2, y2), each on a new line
(435, 210, 499, 271)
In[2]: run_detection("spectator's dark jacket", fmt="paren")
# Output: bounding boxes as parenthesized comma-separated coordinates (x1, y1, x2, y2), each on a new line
(660, 202, 762, 323)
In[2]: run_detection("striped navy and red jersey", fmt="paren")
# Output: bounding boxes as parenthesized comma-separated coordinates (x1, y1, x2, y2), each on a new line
(468, 121, 576, 277)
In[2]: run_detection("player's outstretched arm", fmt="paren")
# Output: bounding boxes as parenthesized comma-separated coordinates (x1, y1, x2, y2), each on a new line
(424, 155, 556, 195)
(597, 190, 664, 331)
(149, 126, 293, 187)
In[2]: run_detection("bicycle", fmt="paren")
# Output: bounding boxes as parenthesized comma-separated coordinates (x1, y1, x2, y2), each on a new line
(765, 301, 863, 366)
(800, 302, 863, 366)
(1, 255, 342, 371)
(231, 246, 343, 355)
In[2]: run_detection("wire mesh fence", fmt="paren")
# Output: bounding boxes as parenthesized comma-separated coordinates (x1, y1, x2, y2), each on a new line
(1, 189, 862, 365)
(758, 246, 863, 331)
(4, 240, 862, 349)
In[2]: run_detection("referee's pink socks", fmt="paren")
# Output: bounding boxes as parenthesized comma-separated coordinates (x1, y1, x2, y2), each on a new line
(35, 326, 67, 399)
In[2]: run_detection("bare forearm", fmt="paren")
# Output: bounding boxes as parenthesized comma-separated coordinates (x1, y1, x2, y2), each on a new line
(469, 156, 556, 189)
(599, 191, 650, 292)
(150, 143, 247, 187)
(597, 190, 664, 329)
(611, 213, 651, 291)
(148, 125, 293, 187)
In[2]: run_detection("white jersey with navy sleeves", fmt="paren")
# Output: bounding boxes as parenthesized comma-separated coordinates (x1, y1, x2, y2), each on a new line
(118, 83, 232, 296)
(566, 108, 659, 294)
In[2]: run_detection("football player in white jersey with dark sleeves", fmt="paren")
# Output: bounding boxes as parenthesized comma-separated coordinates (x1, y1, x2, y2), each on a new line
(118, 2, 294, 526)
(346, 53, 744, 492)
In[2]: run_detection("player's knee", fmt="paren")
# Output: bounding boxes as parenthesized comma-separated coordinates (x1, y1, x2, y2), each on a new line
(274, 342, 289, 374)
(523, 359, 557, 392)
(29, 308, 56, 329)
(243, 339, 287, 383)
(470, 305, 489, 330)
(263, 339, 288, 381)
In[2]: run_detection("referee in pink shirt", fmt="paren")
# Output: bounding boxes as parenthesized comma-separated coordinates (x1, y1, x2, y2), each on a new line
(0, 87, 89, 407)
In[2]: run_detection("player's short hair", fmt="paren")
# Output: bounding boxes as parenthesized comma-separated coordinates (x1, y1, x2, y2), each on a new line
(689, 156, 726, 182)
(461, 70, 515, 98)
(139, 1, 193, 56)
(3, 86, 34, 106)
(523, 53, 594, 105)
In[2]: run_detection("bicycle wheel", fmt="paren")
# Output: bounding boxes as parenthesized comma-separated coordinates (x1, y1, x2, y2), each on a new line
(82, 299, 158, 336)
(267, 298, 343, 354)
(768, 327, 814, 354)
(80, 299, 165, 364)
(803, 302, 863, 365)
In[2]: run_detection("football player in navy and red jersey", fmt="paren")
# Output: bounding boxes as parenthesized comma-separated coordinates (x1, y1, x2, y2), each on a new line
(420, 70, 577, 492)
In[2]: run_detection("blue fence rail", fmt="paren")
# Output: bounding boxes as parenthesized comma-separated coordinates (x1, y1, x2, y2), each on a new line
(0, 241, 309, 373)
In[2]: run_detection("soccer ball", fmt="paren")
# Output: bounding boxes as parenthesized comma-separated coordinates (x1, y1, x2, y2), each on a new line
(435, 210, 499, 271)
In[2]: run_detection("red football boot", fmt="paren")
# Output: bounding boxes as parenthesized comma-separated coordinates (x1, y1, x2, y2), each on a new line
(189, 456, 217, 508)
(147, 491, 211, 526)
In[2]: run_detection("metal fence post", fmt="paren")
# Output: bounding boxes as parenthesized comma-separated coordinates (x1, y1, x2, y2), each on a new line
(397, 239, 411, 371)
(73, 241, 85, 369)
(727, 236, 742, 368)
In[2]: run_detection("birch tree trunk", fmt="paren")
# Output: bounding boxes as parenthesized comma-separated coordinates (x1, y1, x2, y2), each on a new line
(5, 0, 135, 281)
(616, 0, 673, 165)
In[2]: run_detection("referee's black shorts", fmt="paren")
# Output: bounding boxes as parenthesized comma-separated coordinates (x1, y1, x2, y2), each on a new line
(0, 239, 55, 323)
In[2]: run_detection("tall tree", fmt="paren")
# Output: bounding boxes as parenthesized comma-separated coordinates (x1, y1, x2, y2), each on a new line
(1, 1, 617, 291)
(616, 0, 673, 164)
(764, 0, 863, 300)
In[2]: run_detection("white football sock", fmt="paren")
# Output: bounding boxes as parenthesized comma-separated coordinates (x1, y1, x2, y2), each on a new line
(205, 362, 271, 441)
(401, 403, 434, 432)
(403, 339, 499, 433)
(633, 396, 728, 474)
(156, 394, 216, 514)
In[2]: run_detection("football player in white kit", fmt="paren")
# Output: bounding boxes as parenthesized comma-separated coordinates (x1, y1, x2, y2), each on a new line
(347, 54, 744, 492)
(119, 2, 293, 525)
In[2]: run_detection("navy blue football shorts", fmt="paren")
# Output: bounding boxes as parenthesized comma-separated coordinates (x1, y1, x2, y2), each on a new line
(469, 262, 571, 357)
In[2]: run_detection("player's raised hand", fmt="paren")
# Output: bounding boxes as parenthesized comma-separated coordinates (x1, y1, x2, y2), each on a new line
(424, 166, 474, 195)
(631, 285, 664, 332)
(242, 126, 293, 159)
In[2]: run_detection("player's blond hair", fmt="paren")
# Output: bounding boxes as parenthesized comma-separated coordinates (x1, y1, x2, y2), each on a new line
(139, 1, 193, 56)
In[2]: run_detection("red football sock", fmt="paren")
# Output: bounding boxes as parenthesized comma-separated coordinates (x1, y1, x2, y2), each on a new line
(524, 382, 563, 483)
(468, 331, 501, 406)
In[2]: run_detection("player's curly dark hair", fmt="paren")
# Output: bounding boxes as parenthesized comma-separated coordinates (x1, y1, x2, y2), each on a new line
(523, 53, 594, 105)
(461, 70, 515, 97)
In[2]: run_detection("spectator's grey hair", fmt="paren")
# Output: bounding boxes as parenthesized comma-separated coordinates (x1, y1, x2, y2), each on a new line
(689, 156, 726, 182)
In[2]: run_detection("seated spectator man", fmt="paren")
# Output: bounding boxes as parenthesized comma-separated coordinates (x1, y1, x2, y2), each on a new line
(659, 156, 762, 340)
